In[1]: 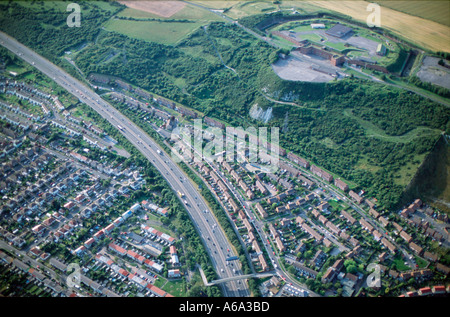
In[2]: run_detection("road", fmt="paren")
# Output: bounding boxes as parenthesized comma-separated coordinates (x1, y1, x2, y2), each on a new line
(0, 31, 247, 297)
(0, 240, 66, 287)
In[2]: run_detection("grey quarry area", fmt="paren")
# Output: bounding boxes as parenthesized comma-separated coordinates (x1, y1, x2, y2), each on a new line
(416, 56, 450, 90)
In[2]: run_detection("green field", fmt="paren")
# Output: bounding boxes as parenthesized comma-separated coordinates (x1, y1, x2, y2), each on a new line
(103, 19, 205, 45)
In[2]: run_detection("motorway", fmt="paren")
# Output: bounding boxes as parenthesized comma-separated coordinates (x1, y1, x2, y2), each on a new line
(0, 31, 247, 297)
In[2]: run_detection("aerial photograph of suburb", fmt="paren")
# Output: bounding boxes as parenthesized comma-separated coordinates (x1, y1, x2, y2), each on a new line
(0, 0, 448, 307)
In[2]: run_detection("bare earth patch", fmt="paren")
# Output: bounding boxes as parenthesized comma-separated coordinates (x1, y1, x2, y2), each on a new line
(417, 56, 450, 90)
(272, 52, 341, 83)
(118, 1, 186, 18)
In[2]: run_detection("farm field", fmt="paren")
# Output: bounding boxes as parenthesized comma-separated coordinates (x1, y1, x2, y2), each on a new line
(377, 0, 450, 27)
(117, 0, 186, 18)
(221, 1, 279, 19)
(305, 1, 450, 53)
(108, 2, 226, 46)
(192, 1, 239, 8)
(117, 2, 225, 22)
(103, 18, 205, 45)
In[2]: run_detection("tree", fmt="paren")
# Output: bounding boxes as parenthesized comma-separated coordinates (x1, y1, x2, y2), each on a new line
(304, 250, 313, 259)
(347, 264, 357, 274)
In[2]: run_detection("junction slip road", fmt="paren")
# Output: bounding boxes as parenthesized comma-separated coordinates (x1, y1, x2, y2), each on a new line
(0, 31, 248, 297)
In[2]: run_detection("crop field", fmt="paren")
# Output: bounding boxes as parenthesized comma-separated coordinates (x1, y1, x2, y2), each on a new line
(378, 0, 450, 27)
(223, 1, 279, 19)
(103, 18, 205, 45)
(109, 2, 225, 46)
(117, 3, 225, 22)
(305, 1, 450, 53)
(118, 0, 186, 18)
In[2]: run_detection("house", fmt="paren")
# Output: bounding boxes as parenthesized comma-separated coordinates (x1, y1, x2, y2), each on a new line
(84, 238, 95, 248)
(369, 208, 380, 219)
(378, 216, 389, 227)
(255, 180, 268, 195)
(392, 222, 403, 233)
(349, 190, 363, 204)
(104, 223, 115, 235)
(29, 247, 41, 258)
(255, 203, 268, 219)
(432, 285, 446, 295)
(334, 178, 349, 192)
(144, 259, 163, 273)
(266, 197, 278, 204)
(168, 269, 181, 278)
(50, 258, 67, 272)
(275, 236, 285, 252)
(381, 238, 397, 254)
(323, 238, 333, 248)
(409, 242, 423, 255)
(418, 287, 432, 296)
(74, 246, 86, 256)
(268, 224, 279, 239)
(310, 165, 333, 182)
(312, 250, 326, 267)
(109, 243, 127, 256)
(296, 216, 305, 225)
(32, 224, 45, 235)
(286, 202, 297, 211)
(435, 263, 450, 276)
(373, 230, 383, 241)
(292, 260, 318, 278)
(388, 269, 399, 279)
(318, 215, 328, 225)
(326, 221, 341, 235)
(423, 251, 438, 262)
(63, 201, 75, 211)
(341, 210, 356, 225)
(287, 152, 309, 168)
(118, 268, 129, 278)
(360, 219, 374, 232)
(93, 229, 105, 241)
(300, 222, 323, 242)
(400, 230, 413, 243)
(322, 266, 337, 283)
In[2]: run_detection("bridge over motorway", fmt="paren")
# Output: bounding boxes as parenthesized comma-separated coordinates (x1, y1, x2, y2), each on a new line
(198, 266, 275, 287)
